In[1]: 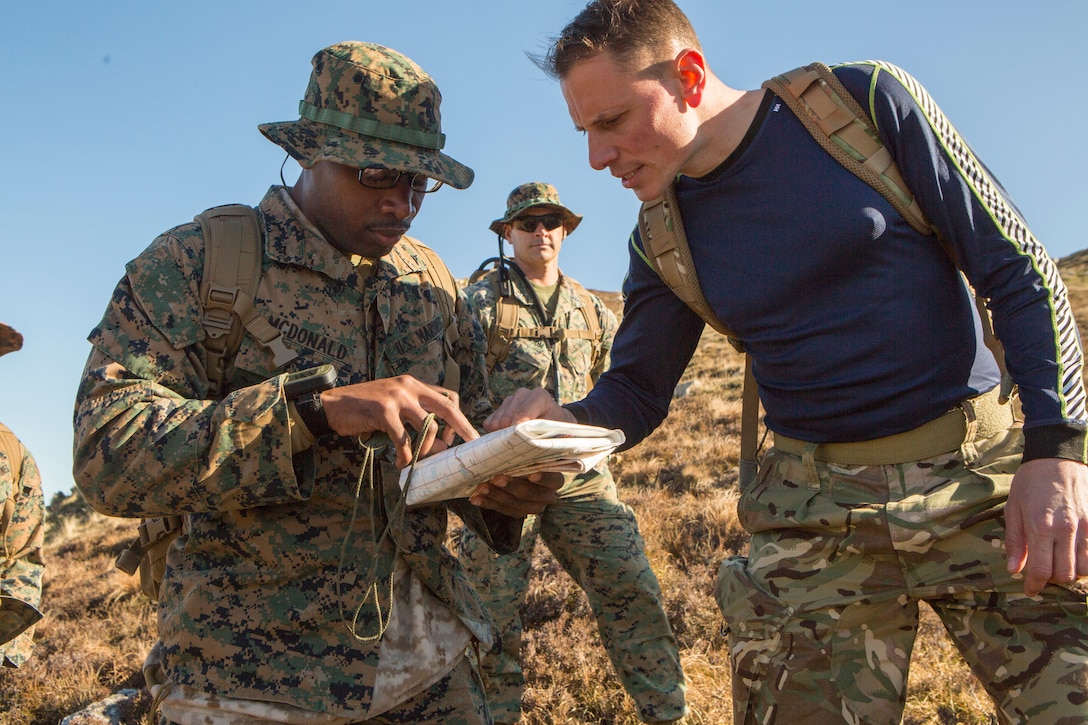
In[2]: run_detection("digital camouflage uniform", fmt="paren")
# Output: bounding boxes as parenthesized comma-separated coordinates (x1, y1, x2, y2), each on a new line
(73, 42, 519, 725)
(456, 184, 686, 724)
(0, 420, 45, 668)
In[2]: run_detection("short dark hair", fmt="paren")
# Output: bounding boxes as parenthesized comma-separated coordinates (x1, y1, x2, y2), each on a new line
(534, 0, 702, 80)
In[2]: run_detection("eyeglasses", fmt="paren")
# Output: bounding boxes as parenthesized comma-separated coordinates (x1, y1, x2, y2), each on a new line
(513, 214, 564, 232)
(357, 166, 444, 194)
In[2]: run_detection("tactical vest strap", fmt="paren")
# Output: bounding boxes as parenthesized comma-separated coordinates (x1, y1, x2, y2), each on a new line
(508, 327, 598, 341)
(480, 265, 604, 375)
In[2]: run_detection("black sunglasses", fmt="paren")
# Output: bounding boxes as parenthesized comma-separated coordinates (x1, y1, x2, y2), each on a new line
(513, 214, 564, 232)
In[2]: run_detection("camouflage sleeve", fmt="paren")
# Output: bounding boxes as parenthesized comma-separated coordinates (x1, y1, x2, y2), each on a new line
(446, 279, 523, 554)
(463, 277, 497, 359)
(589, 295, 619, 386)
(0, 439, 44, 667)
(72, 233, 306, 518)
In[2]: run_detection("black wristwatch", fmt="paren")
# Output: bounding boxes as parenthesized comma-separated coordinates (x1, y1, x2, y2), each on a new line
(284, 365, 336, 437)
(294, 391, 333, 438)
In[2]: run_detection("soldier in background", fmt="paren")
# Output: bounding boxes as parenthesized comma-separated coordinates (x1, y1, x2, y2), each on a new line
(72, 42, 560, 724)
(457, 183, 686, 723)
(0, 322, 45, 668)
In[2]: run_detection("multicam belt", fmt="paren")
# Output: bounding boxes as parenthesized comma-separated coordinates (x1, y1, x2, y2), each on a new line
(772, 386, 1015, 466)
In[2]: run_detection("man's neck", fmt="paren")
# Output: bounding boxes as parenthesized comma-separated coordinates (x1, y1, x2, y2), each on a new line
(683, 82, 765, 179)
(512, 258, 560, 287)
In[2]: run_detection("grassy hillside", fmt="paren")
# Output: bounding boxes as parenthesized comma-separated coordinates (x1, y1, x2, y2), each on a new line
(5, 266, 1088, 724)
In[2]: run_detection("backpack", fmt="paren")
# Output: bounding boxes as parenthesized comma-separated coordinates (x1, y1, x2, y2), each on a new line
(467, 257, 603, 377)
(637, 62, 1010, 486)
(115, 204, 463, 600)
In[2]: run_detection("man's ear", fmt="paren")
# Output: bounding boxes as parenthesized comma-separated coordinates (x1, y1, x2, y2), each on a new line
(674, 48, 707, 108)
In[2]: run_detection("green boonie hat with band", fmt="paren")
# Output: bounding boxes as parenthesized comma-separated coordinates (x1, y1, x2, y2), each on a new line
(489, 182, 583, 236)
(259, 41, 474, 190)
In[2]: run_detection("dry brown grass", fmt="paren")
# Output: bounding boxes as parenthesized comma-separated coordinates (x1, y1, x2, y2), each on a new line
(0, 500, 156, 725)
(7, 273, 1085, 724)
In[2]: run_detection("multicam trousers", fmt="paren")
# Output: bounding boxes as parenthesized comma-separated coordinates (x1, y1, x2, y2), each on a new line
(457, 469, 687, 724)
(715, 424, 1088, 725)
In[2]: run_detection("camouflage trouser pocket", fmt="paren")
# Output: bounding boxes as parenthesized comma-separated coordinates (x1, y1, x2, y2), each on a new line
(714, 555, 795, 721)
(736, 451, 822, 534)
(961, 423, 1023, 483)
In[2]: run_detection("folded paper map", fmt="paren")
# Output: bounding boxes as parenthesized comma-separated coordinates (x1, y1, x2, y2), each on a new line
(399, 419, 626, 507)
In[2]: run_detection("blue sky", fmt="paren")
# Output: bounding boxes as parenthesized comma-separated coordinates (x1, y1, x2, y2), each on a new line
(2, 1, 1085, 503)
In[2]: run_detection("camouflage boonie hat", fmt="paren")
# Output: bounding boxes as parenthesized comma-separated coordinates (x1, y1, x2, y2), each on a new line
(259, 42, 474, 189)
(0, 323, 23, 358)
(489, 182, 583, 236)
(0, 596, 42, 646)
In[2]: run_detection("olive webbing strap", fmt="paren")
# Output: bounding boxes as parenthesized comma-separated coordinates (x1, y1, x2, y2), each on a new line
(639, 184, 739, 339)
(486, 283, 521, 371)
(480, 264, 603, 375)
(198, 204, 298, 399)
(638, 188, 761, 486)
(564, 278, 602, 343)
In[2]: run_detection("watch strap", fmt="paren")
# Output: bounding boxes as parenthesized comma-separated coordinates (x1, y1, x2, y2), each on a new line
(294, 391, 333, 438)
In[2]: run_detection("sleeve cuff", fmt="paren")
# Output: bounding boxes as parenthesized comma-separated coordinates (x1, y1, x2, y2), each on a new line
(564, 403, 589, 425)
(1022, 422, 1088, 463)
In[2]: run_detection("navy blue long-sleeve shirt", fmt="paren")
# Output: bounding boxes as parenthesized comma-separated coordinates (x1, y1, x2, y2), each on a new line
(568, 61, 1087, 464)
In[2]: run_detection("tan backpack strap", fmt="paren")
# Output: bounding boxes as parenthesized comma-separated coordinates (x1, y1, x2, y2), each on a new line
(565, 278, 602, 342)
(738, 356, 761, 486)
(487, 286, 521, 371)
(505, 326, 598, 341)
(639, 187, 745, 351)
(0, 423, 24, 494)
(637, 190, 761, 484)
(400, 237, 462, 393)
(638, 185, 740, 342)
(563, 278, 605, 390)
(198, 204, 297, 397)
(763, 63, 931, 236)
